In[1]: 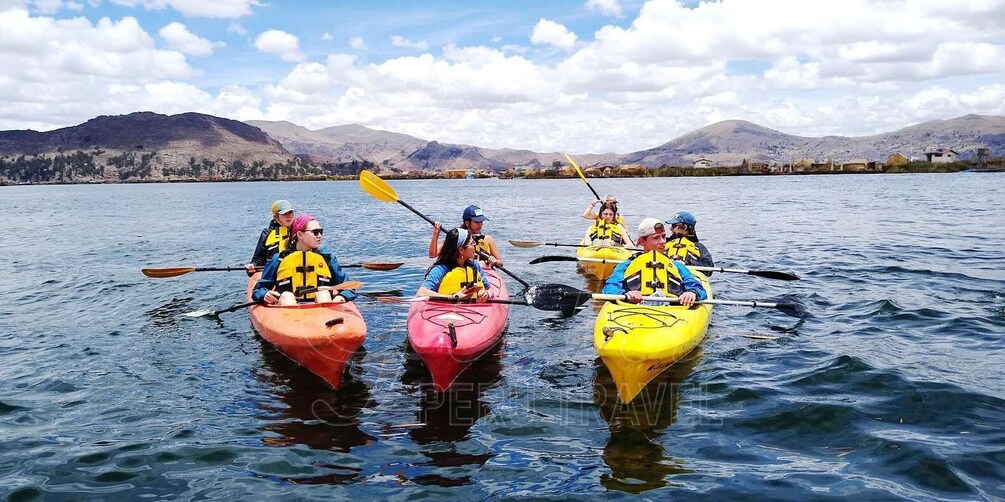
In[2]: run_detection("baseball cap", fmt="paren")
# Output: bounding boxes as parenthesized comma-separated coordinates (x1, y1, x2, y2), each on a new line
(462, 205, 489, 222)
(271, 199, 294, 215)
(637, 217, 665, 239)
(666, 211, 696, 226)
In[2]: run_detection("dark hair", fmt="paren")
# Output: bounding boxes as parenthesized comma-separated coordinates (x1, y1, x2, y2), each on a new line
(429, 228, 471, 272)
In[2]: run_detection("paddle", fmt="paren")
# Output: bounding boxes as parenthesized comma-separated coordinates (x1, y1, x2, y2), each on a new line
(142, 262, 403, 278)
(377, 296, 532, 307)
(592, 293, 808, 318)
(529, 255, 800, 281)
(564, 153, 602, 201)
(509, 240, 642, 251)
(359, 170, 532, 289)
(182, 281, 363, 318)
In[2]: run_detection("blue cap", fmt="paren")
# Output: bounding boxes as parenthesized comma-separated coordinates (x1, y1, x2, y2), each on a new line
(667, 211, 696, 226)
(462, 205, 489, 222)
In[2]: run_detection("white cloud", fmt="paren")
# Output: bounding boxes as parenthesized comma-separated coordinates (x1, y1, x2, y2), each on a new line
(348, 36, 366, 50)
(586, 0, 622, 18)
(226, 22, 246, 36)
(390, 35, 429, 51)
(109, 0, 262, 18)
(321, 31, 333, 41)
(159, 22, 222, 56)
(530, 19, 577, 52)
(254, 29, 304, 62)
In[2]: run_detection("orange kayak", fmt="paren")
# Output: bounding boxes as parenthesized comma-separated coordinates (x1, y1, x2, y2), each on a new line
(245, 274, 366, 389)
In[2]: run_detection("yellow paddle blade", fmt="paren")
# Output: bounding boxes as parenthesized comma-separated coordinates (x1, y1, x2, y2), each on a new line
(142, 267, 196, 278)
(564, 153, 588, 182)
(359, 170, 398, 203)
(360, 262, 404, 271)
(508, 240, 544, 248)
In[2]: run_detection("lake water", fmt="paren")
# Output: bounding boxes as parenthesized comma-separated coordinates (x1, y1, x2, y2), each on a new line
(2, 174, 1004, 500)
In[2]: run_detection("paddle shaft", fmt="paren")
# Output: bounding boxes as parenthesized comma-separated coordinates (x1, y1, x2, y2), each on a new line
(593, 293, 785, 308)
(565, 154, 602, 200)
(536, 255, 798, 280)
(379, 179, 531, 288)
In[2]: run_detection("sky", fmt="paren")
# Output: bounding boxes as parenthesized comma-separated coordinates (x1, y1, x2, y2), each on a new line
(1, 0, 1004, 154)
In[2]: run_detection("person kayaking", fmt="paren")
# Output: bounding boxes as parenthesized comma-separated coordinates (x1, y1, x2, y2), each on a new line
(418, 227, 491, 302)
(665, 211, 715, 274)
(602, 218, 707, 305)
(252, 214, 358, 306)
(583, 195, 631, 241)
(581, 204, 633, 247)
(429, 205, 503, 268)
(244, 199, 296, 275)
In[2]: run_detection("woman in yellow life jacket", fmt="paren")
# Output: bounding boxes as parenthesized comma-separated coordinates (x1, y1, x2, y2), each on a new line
(602, 218, 707, 305)
(244, 199, 296, 275)
(582, 195, 631, 242)
(665, 211, 715, 274)
(428, 205, 503, 268)
(581, 205, 633, 247)
(252, 214, 357, 306)
(418, 227, 491, 302)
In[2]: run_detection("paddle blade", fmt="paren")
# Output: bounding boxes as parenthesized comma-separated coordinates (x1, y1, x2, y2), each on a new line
(750, 270, 801, 281)
(508, 240, 543, 248)
(359, 170, 399, 203)
(142, 267, 196, 278)
(771, 295, 810, 318)
(182, 309, 216, 317)
(524, 283, 592, 311)
(360, 262, 404, 271)
(529, 256, 578, 264)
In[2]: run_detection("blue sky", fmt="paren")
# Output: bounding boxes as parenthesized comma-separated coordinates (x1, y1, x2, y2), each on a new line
(1, 0, 1003, 153)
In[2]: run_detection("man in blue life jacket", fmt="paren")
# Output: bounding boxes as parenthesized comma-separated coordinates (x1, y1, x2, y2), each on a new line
(602, 218, 707, 305)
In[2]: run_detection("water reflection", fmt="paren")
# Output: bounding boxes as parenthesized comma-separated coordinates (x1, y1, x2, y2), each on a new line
(595, 348, 704, 493)
(254, 340, 377, 453)
(397, 342, 503, 486)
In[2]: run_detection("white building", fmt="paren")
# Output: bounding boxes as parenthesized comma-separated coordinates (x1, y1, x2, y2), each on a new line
(925, 149, 959, 164)
(692, 158, 714, 168)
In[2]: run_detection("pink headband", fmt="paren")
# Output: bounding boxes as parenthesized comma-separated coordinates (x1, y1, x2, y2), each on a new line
(291, 214, 314, 234)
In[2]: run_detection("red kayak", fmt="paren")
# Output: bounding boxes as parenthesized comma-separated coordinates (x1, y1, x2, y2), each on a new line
(245, 274, 367, 389)
(406, 269, 509, 391)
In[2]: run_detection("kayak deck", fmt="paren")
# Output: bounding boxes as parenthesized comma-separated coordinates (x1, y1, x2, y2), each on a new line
(576, 246, 634, 280)
(245, 274, 367, 389)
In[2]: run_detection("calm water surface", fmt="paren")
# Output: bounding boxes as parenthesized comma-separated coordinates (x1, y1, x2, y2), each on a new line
(2, 174, 1004, 500)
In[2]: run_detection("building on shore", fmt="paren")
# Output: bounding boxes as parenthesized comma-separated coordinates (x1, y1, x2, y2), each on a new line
(925, 148, 959, 164)
(841, 158, 869, 172)
(886, 152, 910, 166)
(692, 158, 714, 168)
(445, 169, 469, 179)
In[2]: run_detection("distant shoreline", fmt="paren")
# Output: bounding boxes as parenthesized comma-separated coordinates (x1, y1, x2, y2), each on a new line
(3, 163, 1000, 187)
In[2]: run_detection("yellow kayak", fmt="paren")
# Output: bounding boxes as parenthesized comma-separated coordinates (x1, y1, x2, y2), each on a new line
(593, 274, 713, 403)
(576, 245, 634, 280)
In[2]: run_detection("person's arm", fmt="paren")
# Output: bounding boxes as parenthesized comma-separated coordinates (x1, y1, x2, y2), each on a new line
(582, 200, 600, 220)
(697, 242, 714, 271)
(601, 260, 631, 296)
(582, 226, 594, 245)
(674, 262, 707, 301)
(245, 228, 270, 274)
(484, 235, 504, 268)
(617, 226, 634, 248)
(252, 256, 281, 303)
(325, 252, 357, 302)
(417, 265, 451, 298)
(428, 222, 442, 258)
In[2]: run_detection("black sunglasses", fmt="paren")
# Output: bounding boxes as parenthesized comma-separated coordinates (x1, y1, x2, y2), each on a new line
(303, 228, 323, 236)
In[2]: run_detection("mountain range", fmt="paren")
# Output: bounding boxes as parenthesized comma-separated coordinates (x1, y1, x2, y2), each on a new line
(1, 112, 1003, 183)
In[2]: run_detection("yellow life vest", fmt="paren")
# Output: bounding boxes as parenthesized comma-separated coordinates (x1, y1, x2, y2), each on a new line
(436, 263, 485, 295)
(276, 250, 333, 300)
(588, 221, 626, 246)
(666, 236, 702, 264)
(472, 233, 492, 256)
(623, 250, 685, 297)
(264, 225, 289, 259)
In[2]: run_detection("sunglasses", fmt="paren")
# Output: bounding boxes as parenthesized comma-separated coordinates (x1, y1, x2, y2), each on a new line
(303, 228, 324, 236)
